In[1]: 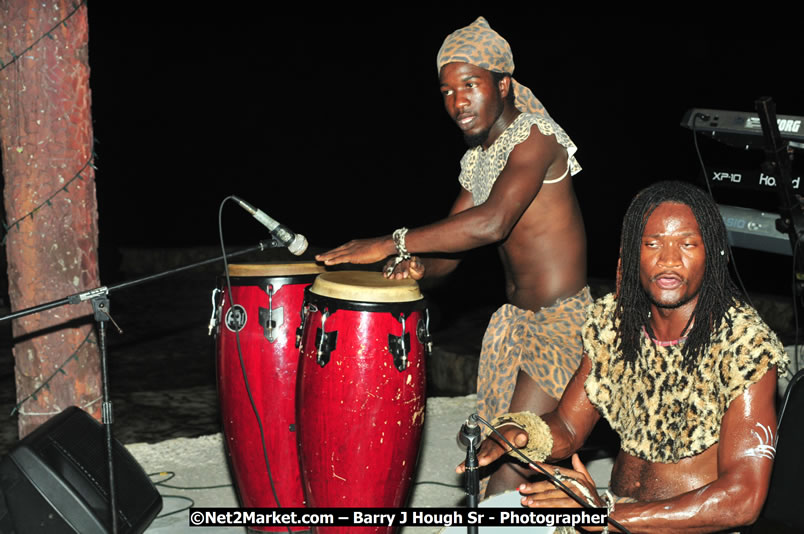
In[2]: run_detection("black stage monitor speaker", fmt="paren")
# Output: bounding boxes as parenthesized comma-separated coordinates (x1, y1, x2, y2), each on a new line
(0, 406, 162, 533)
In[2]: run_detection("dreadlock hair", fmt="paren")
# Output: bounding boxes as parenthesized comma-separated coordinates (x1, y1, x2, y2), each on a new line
(615, 180, 743, 372)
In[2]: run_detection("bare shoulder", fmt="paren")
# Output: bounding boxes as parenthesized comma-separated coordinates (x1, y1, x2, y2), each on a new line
(506, 123, 569, 184)
(507, 122, 563, 163)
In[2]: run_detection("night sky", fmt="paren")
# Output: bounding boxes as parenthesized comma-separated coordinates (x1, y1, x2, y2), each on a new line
(85, 9, 803, 298)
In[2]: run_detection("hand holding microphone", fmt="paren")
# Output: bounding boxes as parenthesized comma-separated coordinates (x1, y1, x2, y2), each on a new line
(232, 196, 308, 255)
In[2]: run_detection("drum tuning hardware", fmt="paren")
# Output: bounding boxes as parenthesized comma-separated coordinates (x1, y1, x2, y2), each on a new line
(389, 313, 411, 371)
(417, 309, 433, 354)
(259, 285, 284, 343)
(259, 306, 284, 343)
(296, 304, 311, 348)
(315, 309, 337, 367)
(208, 288, 221, 336)
(388, 333, 411, 371)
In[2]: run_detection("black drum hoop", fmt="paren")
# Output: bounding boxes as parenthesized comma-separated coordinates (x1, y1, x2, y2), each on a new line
(304, 287, 428, 314)
(218, 273, 321, 288)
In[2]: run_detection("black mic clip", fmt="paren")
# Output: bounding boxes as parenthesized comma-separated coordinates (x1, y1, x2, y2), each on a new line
(459, 414, 482, 512)
(459, 414, 481, 451)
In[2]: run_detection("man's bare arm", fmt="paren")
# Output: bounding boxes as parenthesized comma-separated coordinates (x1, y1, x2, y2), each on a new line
(543, 355, 601, 460)
(316, 128, 564, 267)
(456, 355, 600, 473)
(394, 189, 475, 280)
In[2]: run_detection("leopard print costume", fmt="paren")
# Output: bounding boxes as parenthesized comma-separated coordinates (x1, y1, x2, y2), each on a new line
(583, 293, 789, 463)
(459, 113, 577, 206)
(476, 287, 592, 431)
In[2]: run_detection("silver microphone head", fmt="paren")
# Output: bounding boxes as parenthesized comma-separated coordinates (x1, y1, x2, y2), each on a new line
(288, 234, 308, 255)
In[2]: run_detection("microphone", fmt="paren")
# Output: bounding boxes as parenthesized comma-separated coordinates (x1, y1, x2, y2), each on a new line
(458, 415, 481, 450)
(232, 196, 308, 255)
(459, 414, 481, 519)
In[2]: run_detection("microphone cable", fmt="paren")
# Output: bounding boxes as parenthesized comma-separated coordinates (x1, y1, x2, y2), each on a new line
(470, 413, 633, 534)
(148, 470, 232, 519)
(691, 112, 755, 311)
(218, 196, 292, 534)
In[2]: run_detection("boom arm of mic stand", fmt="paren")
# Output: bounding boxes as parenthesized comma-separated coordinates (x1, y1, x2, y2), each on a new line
(0, 238, 283, 324)
(755, 97, 804, 293)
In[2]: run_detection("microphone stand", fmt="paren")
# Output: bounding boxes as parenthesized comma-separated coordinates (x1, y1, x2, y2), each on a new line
(0, 237, 284, 533)
(754, 97, 804, 297)
(459, 414, 481, 534)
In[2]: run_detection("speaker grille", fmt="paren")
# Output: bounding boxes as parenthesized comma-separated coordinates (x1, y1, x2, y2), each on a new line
(0, 406, 162, 534)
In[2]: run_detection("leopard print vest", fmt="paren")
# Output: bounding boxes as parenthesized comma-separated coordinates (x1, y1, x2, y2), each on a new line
(583, 293, 789, 463)
(458, 112, 580, 206)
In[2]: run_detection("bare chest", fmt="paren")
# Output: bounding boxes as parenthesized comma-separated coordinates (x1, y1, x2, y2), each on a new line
(610, 447, 718, 501)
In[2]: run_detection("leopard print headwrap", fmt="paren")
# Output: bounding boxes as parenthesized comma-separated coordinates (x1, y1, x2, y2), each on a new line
(437, 17, 581, 176)
(436, 16, 546, 114)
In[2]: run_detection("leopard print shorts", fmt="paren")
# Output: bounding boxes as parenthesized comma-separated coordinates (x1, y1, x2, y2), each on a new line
(476, 287, 591, 428)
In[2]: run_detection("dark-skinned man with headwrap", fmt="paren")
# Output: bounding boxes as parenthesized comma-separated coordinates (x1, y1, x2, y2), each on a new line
(317, 16, 589, 496)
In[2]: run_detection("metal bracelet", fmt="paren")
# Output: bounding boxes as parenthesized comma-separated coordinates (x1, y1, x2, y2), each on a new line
(386, 228, 411, 276)
(385, 253, 411, 276)
(392, 227, 410, 256)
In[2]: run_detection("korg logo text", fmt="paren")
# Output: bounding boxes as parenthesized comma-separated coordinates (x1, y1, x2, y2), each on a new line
(778, 119, 802, 133)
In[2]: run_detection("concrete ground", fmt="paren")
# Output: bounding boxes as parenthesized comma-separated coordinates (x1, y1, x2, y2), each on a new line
(128, 394, 614, 534)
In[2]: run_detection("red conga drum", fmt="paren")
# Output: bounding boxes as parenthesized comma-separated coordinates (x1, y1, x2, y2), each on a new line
(296, 271, 431, 534)
(215, 262, 324, 532)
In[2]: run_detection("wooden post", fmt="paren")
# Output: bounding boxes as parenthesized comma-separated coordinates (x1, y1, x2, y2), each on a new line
(0, 0, 102, 437)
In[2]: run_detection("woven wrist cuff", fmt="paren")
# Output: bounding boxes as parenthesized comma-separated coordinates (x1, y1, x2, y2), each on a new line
(490, 411, 553, 462)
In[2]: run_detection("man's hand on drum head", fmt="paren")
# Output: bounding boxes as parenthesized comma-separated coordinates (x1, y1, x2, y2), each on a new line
(455, 423, 529, 474)
(315, 237, 395, 267)
(384, 256, 425, 280)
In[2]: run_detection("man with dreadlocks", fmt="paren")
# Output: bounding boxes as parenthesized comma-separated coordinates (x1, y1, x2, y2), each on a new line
(459, 181, 789, 532)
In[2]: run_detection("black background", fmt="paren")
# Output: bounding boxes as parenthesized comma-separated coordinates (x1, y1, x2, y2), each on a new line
(85, 9, 803, 299)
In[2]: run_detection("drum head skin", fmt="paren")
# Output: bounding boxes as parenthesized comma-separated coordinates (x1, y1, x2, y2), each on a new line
(310, 270, 423, 303)
(226, 262, 326, 277)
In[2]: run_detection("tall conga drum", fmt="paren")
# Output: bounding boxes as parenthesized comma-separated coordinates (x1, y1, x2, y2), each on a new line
(215, 262, 324, 532)
(296, 271, 431, 534)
